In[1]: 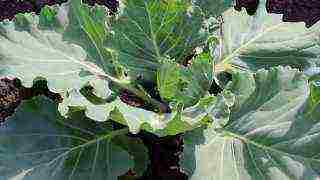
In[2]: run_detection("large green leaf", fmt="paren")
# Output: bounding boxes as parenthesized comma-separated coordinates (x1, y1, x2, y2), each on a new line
(0, 1, 155, 134)
(0, 96, 148, 180)
(106, 0, 207, 81)
(0, 0, 219, 136)
(182, 67, 320, 180)
(0, 12, 90, 92)
(217, 0, 320, 72)
(0, 0, 131, 91)
(62, 0, 120, 76)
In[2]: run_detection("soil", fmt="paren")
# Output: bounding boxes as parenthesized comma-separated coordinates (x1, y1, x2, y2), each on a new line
(0, 77, 62, 122)
(0, 77, 22, 123)
(138, 132, 188, 180)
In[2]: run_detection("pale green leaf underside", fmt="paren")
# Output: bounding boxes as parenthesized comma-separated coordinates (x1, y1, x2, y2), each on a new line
(0, 97, 134, 180)
(59, 85, 174, 135)
(0, 0, 117, 93)
(0, 14, 89, 92)
(183, 67, 320, 180)
(59, 78, 223, 136)
(220, 0, 320, 71)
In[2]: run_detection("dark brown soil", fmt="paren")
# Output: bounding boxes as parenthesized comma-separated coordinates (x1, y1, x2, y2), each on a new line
(138, 132, 188, 180)
(0, 77, 22, 123)
(0, 77, 62, 123)
(0, 0, 118, 21)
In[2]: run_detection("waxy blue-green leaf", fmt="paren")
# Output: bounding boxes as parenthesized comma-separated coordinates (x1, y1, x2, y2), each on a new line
(0, 0, 128, 91)
(0, 0, 218, 136)
(106, 0, 207, 81)
(182, 67, 320, 180)
(217, 0, 320, 72)
(62, 0, 121, 76)
(0, 1, 161, 134)
(0, 96, 146, 180)
(0, 11, 90, 92)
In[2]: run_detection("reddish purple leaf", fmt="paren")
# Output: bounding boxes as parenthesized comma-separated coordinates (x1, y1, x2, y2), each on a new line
(266, 0, 320, 28)
(234, 0, 260, 15)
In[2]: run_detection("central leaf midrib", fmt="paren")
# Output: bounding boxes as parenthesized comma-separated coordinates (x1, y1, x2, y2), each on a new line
(145, 1, 161, 59)
(45, 128, 130, 171)
(220, 21, 285, 66)
(72, 2, 108, 71)
(223, 130, 320, 164)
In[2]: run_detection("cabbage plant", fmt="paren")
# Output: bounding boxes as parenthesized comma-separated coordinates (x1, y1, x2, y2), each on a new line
(0, 0, 320, 179)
